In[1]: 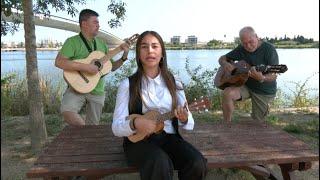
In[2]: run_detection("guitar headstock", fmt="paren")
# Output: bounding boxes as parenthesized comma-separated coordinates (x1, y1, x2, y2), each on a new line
(124, 33, 139, 46)
(188, 96, 211, 113)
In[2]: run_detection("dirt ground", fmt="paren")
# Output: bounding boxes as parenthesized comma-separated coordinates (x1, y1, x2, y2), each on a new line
(1, 108, 319, 180)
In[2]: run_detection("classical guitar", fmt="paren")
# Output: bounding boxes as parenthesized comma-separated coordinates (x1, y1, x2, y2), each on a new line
(63, 34, 139, 93)
(127, 96, 211, 143)
(214, 60, 288, 90)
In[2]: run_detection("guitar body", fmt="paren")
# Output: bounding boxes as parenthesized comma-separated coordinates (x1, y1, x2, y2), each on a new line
(214, 60, 288, 90)
(63, 51, 112, 94)
(214, 60, 249, 90)
(127, 110, 165, 143)
(63, 33, 140, 94)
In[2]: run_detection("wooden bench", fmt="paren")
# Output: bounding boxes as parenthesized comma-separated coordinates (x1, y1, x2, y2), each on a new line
(26, 121, 319, 180)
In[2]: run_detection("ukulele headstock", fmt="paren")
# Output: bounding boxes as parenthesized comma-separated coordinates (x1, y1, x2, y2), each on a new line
(188, 96, 211, 113)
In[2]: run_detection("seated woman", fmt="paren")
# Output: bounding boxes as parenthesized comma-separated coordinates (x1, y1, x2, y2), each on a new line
(112, 30, 207, 180)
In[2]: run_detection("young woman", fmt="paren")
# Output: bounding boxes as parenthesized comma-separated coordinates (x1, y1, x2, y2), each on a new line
(112, 31, 207, 180)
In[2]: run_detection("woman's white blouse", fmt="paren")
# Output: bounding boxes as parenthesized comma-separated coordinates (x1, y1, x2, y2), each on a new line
(112, 74, 195, 137)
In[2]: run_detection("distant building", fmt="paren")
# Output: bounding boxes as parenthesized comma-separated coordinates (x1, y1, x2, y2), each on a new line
(170, 36, 181, 44)
(186, 35, 198, 45)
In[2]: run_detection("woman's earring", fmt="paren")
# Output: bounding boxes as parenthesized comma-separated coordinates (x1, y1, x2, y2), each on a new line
(160, 57, 164, 63)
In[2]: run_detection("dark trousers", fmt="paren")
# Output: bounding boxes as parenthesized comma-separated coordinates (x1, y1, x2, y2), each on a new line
(123, 131, 208, 180)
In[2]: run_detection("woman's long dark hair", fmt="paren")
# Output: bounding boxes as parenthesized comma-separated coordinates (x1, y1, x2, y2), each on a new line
(129, 31, 180, 112)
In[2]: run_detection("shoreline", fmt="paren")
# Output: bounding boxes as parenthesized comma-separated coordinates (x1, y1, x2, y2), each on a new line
(1, 48, 60, 52)
(2, 46, 319, 52)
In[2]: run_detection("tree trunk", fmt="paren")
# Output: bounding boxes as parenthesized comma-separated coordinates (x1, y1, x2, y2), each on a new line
(22, 0, 47, 153)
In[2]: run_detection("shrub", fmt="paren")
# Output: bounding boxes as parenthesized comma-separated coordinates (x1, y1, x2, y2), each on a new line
(1, 72, 65, 116)
(286, 72, 319, 108)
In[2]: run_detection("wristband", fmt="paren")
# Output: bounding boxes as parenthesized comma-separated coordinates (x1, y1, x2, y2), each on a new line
(132, 117, 136, 129)
(130, 117, 136, 130)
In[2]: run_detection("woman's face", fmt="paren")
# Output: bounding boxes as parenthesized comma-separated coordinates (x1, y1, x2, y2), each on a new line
(139, 34, 163, 69)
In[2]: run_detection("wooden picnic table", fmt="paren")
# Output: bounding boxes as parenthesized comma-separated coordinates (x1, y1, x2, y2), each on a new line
(26, 121, 319, 180)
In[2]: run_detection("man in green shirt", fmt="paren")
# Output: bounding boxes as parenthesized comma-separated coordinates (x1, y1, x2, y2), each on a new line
(55, 9, 129, 126)
(218, 26, 279, 123)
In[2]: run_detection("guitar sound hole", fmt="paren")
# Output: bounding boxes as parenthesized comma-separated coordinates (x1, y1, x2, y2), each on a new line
(231, 68, 237, 75)
(94, 61, 103, 70)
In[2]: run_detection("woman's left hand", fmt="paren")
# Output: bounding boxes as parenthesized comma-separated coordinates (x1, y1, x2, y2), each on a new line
(174, 106, 188, 123)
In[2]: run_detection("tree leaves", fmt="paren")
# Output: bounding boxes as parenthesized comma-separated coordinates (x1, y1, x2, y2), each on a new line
(107, 0, 126, 28)
(1, 0, 126, 35)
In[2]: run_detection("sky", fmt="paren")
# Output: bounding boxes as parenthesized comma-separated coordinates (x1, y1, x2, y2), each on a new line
(1, 0, 319, 43)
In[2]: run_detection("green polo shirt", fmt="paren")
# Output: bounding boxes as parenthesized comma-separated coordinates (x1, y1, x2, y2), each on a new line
(226, 41, 279, 95)
(60, 34, 109, 95)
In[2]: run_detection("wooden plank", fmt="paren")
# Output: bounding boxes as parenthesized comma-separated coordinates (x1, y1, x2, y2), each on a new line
(40, 141, 310, 158)
(36, 153, 127, 164)
(204, 151, 318, 168)
(27, 161, 137, 178)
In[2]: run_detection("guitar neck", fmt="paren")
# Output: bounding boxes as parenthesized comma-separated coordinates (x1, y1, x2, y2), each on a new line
(256, 64, 287, 74)
(101, 46, 123, 62)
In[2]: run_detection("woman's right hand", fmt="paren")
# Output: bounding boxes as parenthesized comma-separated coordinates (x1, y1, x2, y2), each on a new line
(134, 117, 157, 135)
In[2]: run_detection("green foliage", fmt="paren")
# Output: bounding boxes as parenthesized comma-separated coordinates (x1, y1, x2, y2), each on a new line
(103, 81, 119, 113)
(103, 59, 137, 113)
(1, 62, 319, 116)
(107, 0, 127, 28)
(266, 115, 280, 124)
(207, 39, 222, 46)
(1, 72, 65, 116)
(293, 119, 319, 138)
(34, 0, 85, 17)
(263, 35, 315, 44)
(234, 100, 252, 113)
(271, 88, 290, 108)
(183, 57, 222, 110)
(45, 115, 64, 136)
(287, 72, 319, 108)
(112, 58, 137, 84)
(40, 77, 66, 114)
(1, 0, 127, 36)
(283, 124, 303, 134)
(1, 73, 29, 116)
(100, 113, 113, 123)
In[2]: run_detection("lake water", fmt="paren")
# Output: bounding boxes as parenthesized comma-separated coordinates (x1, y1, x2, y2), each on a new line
(1, 49, 319, 96)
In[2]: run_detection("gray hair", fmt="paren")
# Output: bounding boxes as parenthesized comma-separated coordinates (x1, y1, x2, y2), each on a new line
(239, 26, 256, 38)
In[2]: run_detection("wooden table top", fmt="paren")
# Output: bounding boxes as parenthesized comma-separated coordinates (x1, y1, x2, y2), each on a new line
(27, 121, 319, 178)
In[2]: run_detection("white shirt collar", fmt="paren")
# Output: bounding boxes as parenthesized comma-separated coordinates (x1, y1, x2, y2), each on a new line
(145, 72, 162, 85)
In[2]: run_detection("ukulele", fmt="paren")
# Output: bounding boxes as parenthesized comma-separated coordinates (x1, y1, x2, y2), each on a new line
(214, 60, 288, 90)
(127, 96, 211, 143)
(63, 34, 139, 93)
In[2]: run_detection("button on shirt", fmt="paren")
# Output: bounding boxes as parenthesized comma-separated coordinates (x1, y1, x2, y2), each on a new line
(112, 73, 195, 137)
